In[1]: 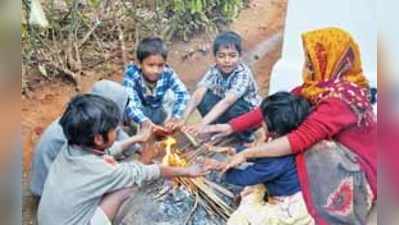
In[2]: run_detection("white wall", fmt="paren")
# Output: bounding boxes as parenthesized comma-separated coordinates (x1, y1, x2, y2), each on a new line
(269, 0, 377, 94)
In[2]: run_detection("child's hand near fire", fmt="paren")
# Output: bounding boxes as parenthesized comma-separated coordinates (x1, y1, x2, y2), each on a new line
(201, 158, 228, 171)
(142, 120, 172, 138)
(184, 164, 210, 177)
(164, 118, 184, 131)
(139, 142, 163, 164)
(159, 163, 210, 178)
(206, 144, 236, 156)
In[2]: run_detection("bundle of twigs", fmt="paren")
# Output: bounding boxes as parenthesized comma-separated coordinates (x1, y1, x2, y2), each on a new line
(182, 131, 234, 162)
(176, 176, 233, 222)
(160, 131, 236, 223)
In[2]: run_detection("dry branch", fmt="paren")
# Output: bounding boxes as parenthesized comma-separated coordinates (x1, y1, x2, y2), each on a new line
(203, 178, 234, 199)
(117, 22, 128, 68)
(161, 132, 237, 222)
(183, 192, 199, 225)
(78, 19, 101, 48)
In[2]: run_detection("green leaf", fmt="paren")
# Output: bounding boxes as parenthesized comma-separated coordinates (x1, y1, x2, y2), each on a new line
(38, 64, 48, 77)
(88, 0, 101, 8)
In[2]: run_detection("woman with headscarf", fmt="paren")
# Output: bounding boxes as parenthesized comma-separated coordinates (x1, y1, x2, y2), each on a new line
(204, 27, 377, 225)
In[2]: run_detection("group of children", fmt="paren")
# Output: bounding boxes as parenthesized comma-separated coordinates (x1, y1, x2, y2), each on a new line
(122, 32, 260, 141)
(31, 31, 314, 225)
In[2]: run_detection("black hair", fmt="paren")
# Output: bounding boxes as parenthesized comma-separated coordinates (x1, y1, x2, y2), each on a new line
(59, 94, 121, 148)
(260, 91, 312, 136)
(369, 87, 377, 105)
(212, 31, 242, 56)
(136, 37, 168, 62)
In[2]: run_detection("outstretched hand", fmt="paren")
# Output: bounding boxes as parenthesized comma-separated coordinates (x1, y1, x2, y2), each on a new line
(181, 123, 205, 137)
(220, 152, 247, 175)
(137, 122, 154, 142)
(206, 145, 236, 156)
(142, 120, 172, 138)
(201, 158, 227, 171)
(199, 124, 234, 141)
(164, 118, 184, 131)
(185, 164, 210, 177)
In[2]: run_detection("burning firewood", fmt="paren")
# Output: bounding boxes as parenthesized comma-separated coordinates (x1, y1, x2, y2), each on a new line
(159, 135, 235, 222)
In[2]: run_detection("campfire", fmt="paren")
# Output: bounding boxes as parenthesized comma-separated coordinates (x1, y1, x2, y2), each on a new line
(160, 135, 234, 222)
(161, 136, 187, 167)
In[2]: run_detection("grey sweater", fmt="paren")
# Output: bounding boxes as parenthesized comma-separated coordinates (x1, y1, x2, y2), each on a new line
(37, 144, 160, 225)
(30, 80, 139, 196)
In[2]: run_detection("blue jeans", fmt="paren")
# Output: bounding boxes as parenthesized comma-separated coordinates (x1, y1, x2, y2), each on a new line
(142, 105, 167, 125)
(197, 90, 255, 142)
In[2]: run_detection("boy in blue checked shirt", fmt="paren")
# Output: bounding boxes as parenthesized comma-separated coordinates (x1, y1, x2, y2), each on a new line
(181, 31, 260, 142)
(123, 37, 189, 131)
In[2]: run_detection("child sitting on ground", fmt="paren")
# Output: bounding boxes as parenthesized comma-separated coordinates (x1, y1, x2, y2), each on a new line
(30, 80, 139, 197)
(181, 31, 260, 142)
(205, 92, 314, 225)
(37, 94, 207, 225)
(123, 37, 189, 132)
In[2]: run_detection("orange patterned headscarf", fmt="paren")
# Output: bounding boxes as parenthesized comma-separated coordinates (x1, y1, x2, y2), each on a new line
(300, 27, 369, 103)
(299, 27, 374, 126)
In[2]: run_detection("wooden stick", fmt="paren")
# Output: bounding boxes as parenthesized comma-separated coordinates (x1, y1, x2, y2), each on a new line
(183, 192, 199, 225)
(181, 130, 199, 147)
(41, 60, 77, 81)
(203, 178, 234, 199)
(116, 22, 128, 68)
(78, 19, 101, 48)
(153, 185, 171, 200)
(177, 177, 233, 220)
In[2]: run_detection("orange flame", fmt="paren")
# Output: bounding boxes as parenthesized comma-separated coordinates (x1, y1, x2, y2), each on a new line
(161, 136, 188, 167)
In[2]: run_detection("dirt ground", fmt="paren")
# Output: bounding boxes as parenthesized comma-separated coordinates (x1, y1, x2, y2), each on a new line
(21, 0, 288, 224)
